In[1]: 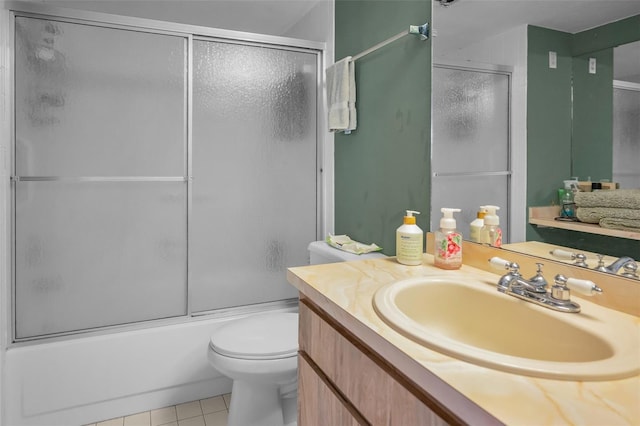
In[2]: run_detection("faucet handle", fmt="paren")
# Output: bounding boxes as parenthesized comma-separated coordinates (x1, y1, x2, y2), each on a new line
(553, 274, 603, 299)
(566, 277, 603, 296)
(622, 262, 639, 280)
(489, 257, 518, 272)
(528, 263, 548, 287)
(594, 254, 608, 272)
(549, 249, 588, 267)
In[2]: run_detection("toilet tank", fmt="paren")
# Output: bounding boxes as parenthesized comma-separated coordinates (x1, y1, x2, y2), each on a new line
(308, 241, 387, 265)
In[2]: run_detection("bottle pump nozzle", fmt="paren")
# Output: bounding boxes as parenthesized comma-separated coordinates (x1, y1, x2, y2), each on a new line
(440, 208, 461, 229)
(481, 205, 500, 225)
(404, 210, 420, 225)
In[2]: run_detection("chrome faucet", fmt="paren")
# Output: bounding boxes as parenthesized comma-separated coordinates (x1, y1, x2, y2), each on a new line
(489, 257, 603, 313)
(594, 255, 638, 279)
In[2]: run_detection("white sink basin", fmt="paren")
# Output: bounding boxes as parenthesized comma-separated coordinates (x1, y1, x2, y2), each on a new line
(373, 275, 640, 380)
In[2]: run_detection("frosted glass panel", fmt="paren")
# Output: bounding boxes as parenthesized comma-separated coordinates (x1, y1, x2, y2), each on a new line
(432, 175, 510, 242)
(191, 40, 318, 312)
(432, 65, 511, 241)
(613, 87, 640, 188)
(15, 181, 187, 338)
(432, 67, 509, 173)
(14, 17, 186, 177)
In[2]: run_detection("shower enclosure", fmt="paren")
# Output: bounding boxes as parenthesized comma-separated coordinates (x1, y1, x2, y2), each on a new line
(13, 13, 321, 340)
(1, 4, 325, 424)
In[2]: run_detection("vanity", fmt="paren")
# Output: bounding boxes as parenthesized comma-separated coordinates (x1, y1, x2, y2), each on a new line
(287, 241, 640, 425)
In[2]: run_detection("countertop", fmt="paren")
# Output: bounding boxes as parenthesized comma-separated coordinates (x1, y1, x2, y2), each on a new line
(287, 254, 640, 425)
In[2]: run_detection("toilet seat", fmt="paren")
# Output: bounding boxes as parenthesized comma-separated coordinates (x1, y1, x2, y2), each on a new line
(210, 312, 298, 360)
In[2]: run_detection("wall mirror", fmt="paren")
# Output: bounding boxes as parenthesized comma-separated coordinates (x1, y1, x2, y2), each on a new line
(432, 1, 640, 281)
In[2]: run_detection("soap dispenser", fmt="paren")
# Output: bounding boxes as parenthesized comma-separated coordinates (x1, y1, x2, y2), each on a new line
(396, 210, 423, 266)
(434, 208, 462, 270)
(469, 207, 487, 243)
(481, 205, 502, 247)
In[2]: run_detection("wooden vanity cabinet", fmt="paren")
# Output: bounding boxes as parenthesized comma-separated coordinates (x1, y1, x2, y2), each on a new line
(297, 298, 454, 425)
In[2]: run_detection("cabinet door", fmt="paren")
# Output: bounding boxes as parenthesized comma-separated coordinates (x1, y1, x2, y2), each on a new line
(299, 301, 450, 425)
(298, 354, 367, 425)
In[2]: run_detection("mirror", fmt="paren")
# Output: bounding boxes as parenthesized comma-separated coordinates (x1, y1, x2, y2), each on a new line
(571, 36, 640, 187)
(432, 3, 640, 281)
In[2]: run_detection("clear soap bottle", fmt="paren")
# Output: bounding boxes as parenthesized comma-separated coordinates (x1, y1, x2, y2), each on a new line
(396, 210, 423, 266)
(481, 205, 502, 247)
(434, 208, 462, 270)
(469, 207, 486, 243)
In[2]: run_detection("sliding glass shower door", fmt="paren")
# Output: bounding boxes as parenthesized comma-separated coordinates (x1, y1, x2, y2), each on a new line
(613, 83, 640, 188)
(13, 15, 320, 340)
(14, 17, 189, 339)
(431, 64, 511, 241)
(190, 39, 318, 313)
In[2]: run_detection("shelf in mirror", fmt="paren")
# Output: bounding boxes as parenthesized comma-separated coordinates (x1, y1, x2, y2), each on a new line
(529, 206, 640, 241)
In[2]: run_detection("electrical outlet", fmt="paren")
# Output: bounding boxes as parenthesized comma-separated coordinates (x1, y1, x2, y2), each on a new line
(589, 58, 597, 74)
(549, 51, 557, 69)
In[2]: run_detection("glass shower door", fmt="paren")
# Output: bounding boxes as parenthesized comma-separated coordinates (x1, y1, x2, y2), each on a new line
(190, 39, 319, 312)
(431, 64, 511, 241)
(14, 17, 188, 339)
(613, 84, 640, 188)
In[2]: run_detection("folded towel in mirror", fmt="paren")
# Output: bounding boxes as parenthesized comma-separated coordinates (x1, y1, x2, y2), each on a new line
(576, 207, 640, 223)
(574, 189, 640, 209)
(600, 217, 640, 231)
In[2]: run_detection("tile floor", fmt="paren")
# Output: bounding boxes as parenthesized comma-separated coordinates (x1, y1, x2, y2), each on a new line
(88, 394, 231, 426)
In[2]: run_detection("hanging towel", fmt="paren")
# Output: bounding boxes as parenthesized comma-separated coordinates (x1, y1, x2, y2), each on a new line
(326, 56, 357, 133)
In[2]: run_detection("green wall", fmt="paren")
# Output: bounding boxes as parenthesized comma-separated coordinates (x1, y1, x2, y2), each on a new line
(571, 48, 613, 181)
(334, 0, 431, 255)
(526, 26, 573, 220)
(526, 19, 640, 257)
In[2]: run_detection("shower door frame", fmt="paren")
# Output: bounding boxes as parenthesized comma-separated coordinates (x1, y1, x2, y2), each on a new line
(612, 79, 640, 189)
(3, 2, 327, 343)
(431, 59, 518, 243)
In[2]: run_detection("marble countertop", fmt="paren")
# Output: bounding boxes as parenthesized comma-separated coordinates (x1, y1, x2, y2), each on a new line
(287, 254, 640, 425)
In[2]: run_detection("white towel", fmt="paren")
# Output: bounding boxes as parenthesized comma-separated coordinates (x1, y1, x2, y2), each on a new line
(326, 56, 356, 133)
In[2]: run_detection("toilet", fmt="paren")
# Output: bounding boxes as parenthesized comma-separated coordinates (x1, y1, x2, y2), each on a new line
(207, 240, 386, 426)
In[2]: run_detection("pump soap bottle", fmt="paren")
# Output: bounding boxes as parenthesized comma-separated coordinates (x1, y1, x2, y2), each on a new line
(481, 205, 502, 247)
(396, 210, 423, 266)
(434, 208, 462, 270)
(469, 207, 486, 243)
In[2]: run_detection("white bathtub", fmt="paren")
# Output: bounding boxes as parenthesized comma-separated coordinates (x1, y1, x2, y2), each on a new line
(4, 303, 296, 426)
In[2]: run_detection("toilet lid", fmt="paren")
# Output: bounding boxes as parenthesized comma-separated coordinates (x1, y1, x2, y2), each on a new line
(210, 312, 298, 360)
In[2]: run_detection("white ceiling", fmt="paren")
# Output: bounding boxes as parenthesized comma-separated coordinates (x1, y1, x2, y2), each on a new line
(42, 0, 640, 81)
(431, 0, 640, 82)
(432, 0, 640, 53)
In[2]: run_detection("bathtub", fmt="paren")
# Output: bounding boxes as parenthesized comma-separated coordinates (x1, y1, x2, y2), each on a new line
(4, 302, 297, 426)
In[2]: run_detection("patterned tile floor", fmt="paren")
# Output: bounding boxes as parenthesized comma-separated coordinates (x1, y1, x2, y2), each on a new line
(88, 394, 231, 426)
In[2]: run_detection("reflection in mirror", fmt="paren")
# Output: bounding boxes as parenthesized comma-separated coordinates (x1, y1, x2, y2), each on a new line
(432, 2, 640, 278)
(502, 240, 639, 281)
(613, 41, 640, 188)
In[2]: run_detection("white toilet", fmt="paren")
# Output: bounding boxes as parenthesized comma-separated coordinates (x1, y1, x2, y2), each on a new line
(207, 241, 386, 426)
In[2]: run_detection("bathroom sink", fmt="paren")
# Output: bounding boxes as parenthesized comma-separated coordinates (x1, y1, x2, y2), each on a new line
(373, 275, 640, 380)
